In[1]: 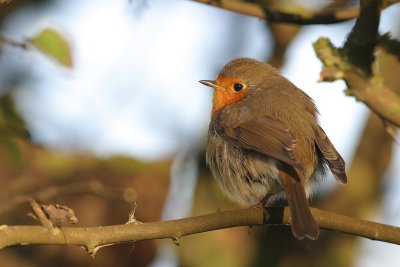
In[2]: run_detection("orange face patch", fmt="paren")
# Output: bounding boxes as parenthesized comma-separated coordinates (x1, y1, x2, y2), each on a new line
(212, 76, 248, 116)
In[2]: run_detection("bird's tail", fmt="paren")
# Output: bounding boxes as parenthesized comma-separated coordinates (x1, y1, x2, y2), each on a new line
(280, 168, 320, 240)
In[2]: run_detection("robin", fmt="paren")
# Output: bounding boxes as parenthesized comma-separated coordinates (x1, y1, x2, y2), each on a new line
(200, 57, 347, 240)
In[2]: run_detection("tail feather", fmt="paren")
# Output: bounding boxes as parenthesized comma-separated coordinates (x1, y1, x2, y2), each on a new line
(280, 169, 320, 240)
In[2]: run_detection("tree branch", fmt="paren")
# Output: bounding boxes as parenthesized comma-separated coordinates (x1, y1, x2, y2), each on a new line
(1, 207, 400, 254)
(314, 0, 400, 128)
(190, 0, 361, 24)
(314, 38, 400, 128)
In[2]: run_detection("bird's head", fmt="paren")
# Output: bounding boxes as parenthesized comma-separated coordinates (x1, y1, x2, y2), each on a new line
(200, 57, 276, 116)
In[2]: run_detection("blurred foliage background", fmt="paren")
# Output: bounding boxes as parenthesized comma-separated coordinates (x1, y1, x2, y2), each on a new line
(0, 0, 400, 267)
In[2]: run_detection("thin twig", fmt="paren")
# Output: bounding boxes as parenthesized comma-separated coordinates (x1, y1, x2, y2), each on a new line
(0, 35, 28, 49)
(1, 207, 400, 254)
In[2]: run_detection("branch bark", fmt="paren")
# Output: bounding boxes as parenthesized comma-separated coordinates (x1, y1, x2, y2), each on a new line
(1, 207, 400, 255)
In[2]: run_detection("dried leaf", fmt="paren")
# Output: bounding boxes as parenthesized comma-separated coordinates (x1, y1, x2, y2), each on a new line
(41, 203, 78, 226)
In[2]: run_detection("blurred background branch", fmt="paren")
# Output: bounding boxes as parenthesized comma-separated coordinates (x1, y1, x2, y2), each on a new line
(0, 180, 137, 215)
(191, 0, 361, 24)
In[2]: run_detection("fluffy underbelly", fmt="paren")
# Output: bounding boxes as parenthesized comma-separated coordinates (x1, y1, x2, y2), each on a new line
(206, 131, 285, 205)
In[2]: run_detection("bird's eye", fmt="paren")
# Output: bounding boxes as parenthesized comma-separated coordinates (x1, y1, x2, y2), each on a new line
(233, 83, 244, 92)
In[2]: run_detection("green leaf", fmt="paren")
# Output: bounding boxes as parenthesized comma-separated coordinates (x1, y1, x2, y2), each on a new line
(28, 28, 73, 68)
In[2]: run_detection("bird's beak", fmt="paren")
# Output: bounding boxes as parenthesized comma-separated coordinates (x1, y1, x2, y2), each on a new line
(199, 80, 225, 91)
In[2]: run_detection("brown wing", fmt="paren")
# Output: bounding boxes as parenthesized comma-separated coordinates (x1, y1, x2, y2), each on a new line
(215, 115, 303, 169)
(314, 125, 347, 184)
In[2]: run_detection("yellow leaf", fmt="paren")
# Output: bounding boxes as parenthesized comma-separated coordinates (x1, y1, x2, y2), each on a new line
(28, 28, 73, 68)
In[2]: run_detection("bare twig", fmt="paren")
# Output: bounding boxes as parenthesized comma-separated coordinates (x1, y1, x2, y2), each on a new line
(1, 207, 400, 254)
(0, 35, 28, 49)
